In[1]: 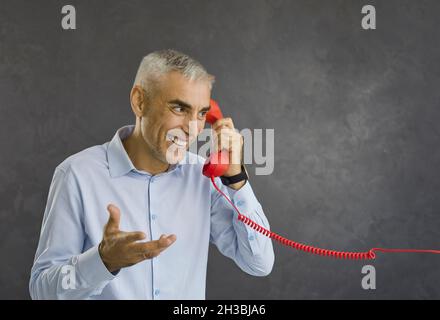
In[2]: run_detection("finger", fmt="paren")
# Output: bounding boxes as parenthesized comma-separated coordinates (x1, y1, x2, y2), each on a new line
(138, 235, 177, 260)
(151, 234, 177, 250)
(213, 126, 236, 140)
(216, 131, 243, 165)
(105, 204, 121, 233)
(138, 250, 161, 261)
(230, 139, 242, 165)
(211, 126, 232, 152)
(214, 129, 236, 151)
(160, 234, 177, 246)
(213, 117, 234, 131)
(120, 231, 146, 243)
(213, 128, 233, 142)
(219, 133, 232, 152)
(122, 242, 162, 262)
(132, 234, 177, 254)
(153, 234, 177, 254)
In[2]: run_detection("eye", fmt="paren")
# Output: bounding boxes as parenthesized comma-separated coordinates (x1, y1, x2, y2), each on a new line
(171, 105, 185, 114)
(198, 110, 208, 119)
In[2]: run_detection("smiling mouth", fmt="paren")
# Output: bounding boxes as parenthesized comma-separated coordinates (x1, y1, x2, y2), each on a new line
(166, 134, 188, 147)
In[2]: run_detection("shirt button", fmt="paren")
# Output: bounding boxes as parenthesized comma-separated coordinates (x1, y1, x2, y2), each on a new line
(154, 289, 160, 296)
(236, 200, 244, 207)
(151, 214, 157, 220)
(248, 235, 254, 241)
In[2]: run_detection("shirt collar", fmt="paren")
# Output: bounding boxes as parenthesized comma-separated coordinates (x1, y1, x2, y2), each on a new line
(107, 125, 185, 178)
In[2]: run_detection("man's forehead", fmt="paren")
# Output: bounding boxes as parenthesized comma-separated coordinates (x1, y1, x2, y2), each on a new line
(158, 73, 211, 108)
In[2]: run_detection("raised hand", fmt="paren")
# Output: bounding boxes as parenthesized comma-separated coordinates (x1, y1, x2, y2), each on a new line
(98, 204, 176, 273)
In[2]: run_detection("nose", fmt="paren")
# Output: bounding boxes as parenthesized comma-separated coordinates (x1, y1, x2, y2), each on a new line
(183, 113, 201, 139)
(187, 110, 198, 122)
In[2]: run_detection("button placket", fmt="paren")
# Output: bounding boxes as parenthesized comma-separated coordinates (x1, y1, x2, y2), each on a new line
(149, 178, 159, 225)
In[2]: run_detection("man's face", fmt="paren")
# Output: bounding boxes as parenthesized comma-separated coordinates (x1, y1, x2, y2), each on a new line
(140, 71, 211, 165)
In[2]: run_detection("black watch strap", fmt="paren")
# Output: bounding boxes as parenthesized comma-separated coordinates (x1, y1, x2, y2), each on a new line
(220, 165, 248, 186)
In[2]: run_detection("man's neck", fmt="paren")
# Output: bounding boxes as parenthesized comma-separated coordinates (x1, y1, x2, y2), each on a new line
(122, 127, 169, 175)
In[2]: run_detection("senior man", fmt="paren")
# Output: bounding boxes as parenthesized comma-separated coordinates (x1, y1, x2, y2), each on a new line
(30, 49, 274, 299)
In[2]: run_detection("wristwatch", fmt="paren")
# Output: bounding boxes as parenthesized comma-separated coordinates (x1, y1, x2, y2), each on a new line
(220, 165, 248, 186)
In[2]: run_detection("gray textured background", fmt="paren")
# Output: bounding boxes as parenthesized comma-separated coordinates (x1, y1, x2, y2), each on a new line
(1, 0, 440, 299)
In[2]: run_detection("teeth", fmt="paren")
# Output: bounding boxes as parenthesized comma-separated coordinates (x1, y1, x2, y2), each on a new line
(167, 134, 186, 147)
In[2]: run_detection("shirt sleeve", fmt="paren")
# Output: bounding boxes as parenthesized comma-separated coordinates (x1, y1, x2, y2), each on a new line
(209, 177, 275, 276)
(29, 166, 116, 300)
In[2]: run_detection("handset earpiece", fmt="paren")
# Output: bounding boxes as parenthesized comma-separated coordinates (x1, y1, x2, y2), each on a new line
(202, 99, 230, 177)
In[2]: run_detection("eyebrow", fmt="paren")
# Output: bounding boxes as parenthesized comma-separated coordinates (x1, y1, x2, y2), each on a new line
(168, 99, 211, 112)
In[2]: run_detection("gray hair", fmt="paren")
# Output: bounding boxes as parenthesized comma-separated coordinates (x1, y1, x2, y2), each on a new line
(133, 49, 215, 101)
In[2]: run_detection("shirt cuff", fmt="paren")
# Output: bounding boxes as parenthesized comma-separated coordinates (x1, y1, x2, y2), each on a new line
(75, 245, 116, 287)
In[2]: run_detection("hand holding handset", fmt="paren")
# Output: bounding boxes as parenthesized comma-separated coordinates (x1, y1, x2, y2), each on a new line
(203, 99, 440, 260)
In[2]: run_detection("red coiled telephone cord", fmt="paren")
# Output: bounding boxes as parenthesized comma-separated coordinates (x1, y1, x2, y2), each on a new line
(211, 176, 440, 260)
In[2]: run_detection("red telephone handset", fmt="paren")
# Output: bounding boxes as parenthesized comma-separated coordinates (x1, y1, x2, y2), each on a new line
(202, 99, 230, 178)
(203, 99, 440, 260)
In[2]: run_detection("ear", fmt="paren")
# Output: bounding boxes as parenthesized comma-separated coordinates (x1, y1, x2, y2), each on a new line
(130, 85, 146, 117)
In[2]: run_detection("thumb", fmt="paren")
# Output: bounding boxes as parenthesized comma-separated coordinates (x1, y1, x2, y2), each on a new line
(105, 204, 120, 233)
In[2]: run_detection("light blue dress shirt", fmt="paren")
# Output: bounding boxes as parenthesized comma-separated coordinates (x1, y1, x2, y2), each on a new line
(30, 125, 274, 300)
